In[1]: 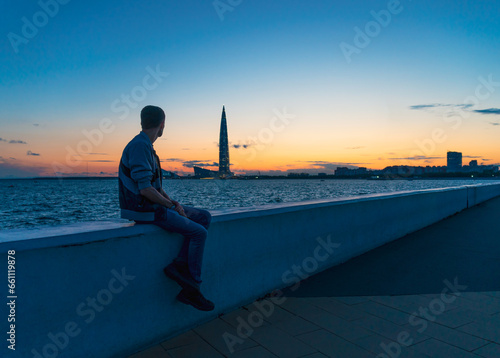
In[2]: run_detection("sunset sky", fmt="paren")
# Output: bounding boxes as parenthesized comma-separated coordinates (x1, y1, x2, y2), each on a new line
(1, 0, 499, 178)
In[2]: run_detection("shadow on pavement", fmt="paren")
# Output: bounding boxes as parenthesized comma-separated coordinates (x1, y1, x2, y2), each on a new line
(285, 196, 500, 298)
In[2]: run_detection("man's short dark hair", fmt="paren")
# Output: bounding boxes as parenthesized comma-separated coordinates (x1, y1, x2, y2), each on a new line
(141, 105, 165, 129)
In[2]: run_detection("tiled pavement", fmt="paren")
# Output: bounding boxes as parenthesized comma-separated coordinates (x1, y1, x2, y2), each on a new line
(129, 292, 500, 358)
(129, 196, 500, 358)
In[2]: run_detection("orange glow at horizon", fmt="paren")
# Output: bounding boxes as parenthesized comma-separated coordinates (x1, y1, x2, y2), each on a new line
(1, 109, 499, 178)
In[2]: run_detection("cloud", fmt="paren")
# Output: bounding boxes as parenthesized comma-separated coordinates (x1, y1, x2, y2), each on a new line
(182, 160, 218, 168)
(214, 140, 255, 150)
(345, 146, 365, 150)
(33, 123, 39, 126)
(27, 150, 40, 156)
(181, 148, 190, 150)
(490, 122, 500, 126)
(473, 108, 500, 115)
(160, 158, 220, 168)
(86, 160, 114, 162)
(409, 104, 473, 115)
(88, 152, 108, 155)
(388, 156, 444, 161)
(161, 158, 184, 162)
(299, 160, 368, 171)
(409, 104, 441, 110)
(231, 140, 254, 149)
(232, 144, 249, 149)
(0, 138, 28, 144)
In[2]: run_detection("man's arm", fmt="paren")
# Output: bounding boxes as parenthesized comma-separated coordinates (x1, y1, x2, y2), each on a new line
(142, 187, 187, 217)
(160, 187, 171, 200)
(159, 187, 187, 217)
(140, 187, 175, 208)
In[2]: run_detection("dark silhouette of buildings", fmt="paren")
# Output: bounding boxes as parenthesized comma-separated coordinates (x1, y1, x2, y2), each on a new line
(335, 167, 368, 176)
(334, 151, 498, 178)
(447, 151, 462, 173)
(161, 169, 180, 179)
(193, 166, 217, 178)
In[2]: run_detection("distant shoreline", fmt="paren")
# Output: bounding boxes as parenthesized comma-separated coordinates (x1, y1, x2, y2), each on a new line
(1, 176, 500, 181)
(0, 176, 118, 181)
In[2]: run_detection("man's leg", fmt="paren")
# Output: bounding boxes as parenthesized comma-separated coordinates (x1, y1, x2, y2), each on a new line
(137, 208, 215, 311)
(154, 208, 208, 284)
(182, 205, 212, 230)
(173, 206, 212, 277)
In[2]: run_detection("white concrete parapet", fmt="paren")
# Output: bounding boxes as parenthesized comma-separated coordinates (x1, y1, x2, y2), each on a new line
(1, 183, 499, 357)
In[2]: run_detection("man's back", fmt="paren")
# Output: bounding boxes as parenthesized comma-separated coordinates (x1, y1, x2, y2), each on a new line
(118, 131, 161, 221)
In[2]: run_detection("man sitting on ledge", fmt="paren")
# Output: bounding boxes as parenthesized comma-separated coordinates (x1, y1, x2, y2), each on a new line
(118, 105, 214, 311)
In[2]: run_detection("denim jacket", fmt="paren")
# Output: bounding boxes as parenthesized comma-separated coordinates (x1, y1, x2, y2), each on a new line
(118, 131, 163, 221)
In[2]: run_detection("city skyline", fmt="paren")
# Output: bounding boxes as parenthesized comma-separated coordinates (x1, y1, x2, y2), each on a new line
(1, 1, 499, 178)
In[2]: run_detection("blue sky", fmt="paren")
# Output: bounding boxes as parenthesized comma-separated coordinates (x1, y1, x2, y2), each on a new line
(1, 0, 499, 177)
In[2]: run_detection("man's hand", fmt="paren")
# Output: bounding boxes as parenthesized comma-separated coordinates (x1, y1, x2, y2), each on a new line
(173, 200, 187, 218)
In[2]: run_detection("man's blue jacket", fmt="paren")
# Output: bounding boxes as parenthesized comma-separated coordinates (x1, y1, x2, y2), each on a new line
(118, 131, 163, 221)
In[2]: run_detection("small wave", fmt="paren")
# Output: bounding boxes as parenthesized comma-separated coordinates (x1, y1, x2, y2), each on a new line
(36, 216, 61, 222)
(268, 197, 283, 203)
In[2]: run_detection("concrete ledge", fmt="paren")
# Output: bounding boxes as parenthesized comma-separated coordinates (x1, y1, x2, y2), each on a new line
(1, 183, 499, 358)
(467, 182, 500, 207)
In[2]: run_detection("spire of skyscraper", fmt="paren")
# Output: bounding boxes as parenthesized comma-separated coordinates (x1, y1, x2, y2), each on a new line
(218, 105, 231, 178)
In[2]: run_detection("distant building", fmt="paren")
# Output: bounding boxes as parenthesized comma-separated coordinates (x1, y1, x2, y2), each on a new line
(287, 172, 310, 178)
(218, 106, 232, 178)
(462, 162, 499, 174)
(423, 166, 447, 174)
(161, 170, 180, 179)
(334, 167, 367, 176)
(382, 166, 416, 176)
(335, 167, 349, 176)
(192, 105, 233, 179)
(193, 166, 218, 178)
(447, 151, 462, 172)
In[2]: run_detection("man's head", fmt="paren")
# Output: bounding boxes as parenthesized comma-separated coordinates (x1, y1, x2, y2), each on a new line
(141, 105, 165, 137)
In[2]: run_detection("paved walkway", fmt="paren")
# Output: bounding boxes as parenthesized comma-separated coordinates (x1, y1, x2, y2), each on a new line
(129, 196, 500, 358)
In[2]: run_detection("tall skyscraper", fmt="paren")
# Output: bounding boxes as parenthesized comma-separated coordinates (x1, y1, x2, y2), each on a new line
(447, 151, 462, 173)
(218, 106, 231, 177)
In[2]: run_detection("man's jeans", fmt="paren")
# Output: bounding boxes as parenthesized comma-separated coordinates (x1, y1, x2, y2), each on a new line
(136, 205, 211, 284)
